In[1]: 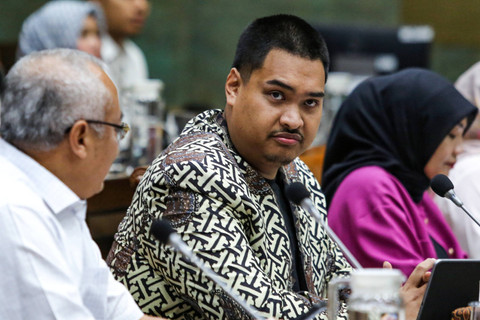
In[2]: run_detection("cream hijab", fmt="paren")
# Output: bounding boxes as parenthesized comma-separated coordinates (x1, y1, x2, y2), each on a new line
(455, 62, 480, 154)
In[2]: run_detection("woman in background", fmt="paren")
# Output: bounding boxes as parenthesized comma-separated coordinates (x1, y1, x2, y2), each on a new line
(17, 0, 104, 59)
(435, 62, 480, 258)
(322, 68, 477, 277)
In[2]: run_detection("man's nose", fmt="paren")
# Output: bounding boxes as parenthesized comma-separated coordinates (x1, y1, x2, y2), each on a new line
(280, 105, 303, 129)
(134, 0, 149, 13)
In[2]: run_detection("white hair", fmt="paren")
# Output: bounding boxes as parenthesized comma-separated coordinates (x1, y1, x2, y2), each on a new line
(0, 48, 113, 151)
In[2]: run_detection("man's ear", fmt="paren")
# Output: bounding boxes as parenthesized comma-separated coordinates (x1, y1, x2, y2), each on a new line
(68, 120, 89, 159)
(225, 68, 242, 107)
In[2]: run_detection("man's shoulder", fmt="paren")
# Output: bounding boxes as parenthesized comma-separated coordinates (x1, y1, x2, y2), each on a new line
(122, 39, 147, 68)
(0, 157, 27, 196)
(0, 142, 45, 209)
(123, 38, 144, 54)
(101, 35, 148, 77)
(160, 131, 234, 168)
(0, 159, 46, 215)
(159, 109, 234, 166)
(101, 35, 144, 56)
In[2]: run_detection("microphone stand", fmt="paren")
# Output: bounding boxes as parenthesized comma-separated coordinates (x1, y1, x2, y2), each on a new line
(445, 190, 480, 228)
(431, 174, 480, 228)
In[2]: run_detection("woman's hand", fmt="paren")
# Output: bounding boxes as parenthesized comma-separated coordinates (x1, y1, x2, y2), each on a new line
(398, 258, 435, 320)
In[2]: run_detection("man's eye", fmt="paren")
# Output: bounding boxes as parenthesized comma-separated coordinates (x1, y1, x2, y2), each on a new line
(305, 99, 318, 108)
(270, 91, 284, 100)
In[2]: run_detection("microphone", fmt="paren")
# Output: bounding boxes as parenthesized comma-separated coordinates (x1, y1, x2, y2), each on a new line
(431, 174, 480, 228)
(285, 182, 363, 269)
(431, 174, 463, 206)
(150, 219, 265, 320)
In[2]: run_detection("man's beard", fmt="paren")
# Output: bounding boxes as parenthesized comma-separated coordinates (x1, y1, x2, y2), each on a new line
(264, 153, 296, 166)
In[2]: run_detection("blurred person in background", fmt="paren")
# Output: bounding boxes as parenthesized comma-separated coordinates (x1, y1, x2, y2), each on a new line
(435, 62, 480, 258)
(91, 0, 150, 90)
(17, 0, 103, 59)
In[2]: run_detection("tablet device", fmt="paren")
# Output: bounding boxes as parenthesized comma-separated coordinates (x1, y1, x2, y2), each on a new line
(417, 259, 480, 320)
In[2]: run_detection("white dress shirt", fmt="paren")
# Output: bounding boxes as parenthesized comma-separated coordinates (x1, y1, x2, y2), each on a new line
(0, 138, 143, 320)
(435, 140, 480, 259)
(101, 34, 148, 91)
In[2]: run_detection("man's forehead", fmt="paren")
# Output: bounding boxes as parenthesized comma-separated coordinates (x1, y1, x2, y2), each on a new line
(253, 52, 325, 90)
(258, 49, 324, 72)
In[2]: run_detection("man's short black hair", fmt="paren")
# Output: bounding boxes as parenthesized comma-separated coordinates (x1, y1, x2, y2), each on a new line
(232, 14, 329, 83)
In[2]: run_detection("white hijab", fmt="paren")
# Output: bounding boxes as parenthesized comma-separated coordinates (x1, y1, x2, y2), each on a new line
(17, 0, 105, 59)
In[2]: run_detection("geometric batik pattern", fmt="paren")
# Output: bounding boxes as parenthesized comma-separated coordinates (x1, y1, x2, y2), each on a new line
(107, 109, 352, 319)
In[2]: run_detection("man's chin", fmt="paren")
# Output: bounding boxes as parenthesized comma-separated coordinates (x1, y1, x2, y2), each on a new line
(88, 182, 105, 199)
(265, 154, 296, 166)
(127, 26, 144, 36)
(98, 181, 105, 193)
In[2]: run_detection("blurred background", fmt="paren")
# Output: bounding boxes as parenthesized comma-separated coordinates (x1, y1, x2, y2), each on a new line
(2, 0, 480, 110)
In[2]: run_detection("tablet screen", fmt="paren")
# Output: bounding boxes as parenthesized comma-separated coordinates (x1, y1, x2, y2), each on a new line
(417, 259, 480, 320)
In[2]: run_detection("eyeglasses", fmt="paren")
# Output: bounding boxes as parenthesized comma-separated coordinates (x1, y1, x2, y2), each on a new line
(65, 119, 130, 141)
(86, 120, 130, 141)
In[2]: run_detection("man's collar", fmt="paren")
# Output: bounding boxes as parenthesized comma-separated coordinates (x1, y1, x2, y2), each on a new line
(101, 34, 124, 62)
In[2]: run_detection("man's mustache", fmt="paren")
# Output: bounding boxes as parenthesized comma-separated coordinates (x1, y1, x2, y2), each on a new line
(269, 129, 304, 142)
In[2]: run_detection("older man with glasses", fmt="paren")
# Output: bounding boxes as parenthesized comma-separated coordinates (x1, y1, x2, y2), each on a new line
(0, 48, 164, 320)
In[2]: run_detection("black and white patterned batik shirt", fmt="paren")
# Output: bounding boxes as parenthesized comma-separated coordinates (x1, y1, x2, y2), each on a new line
(107, 109, 352, 320)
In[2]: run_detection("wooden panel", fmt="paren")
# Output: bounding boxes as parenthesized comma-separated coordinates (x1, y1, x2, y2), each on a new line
(401, 0, 480, 47)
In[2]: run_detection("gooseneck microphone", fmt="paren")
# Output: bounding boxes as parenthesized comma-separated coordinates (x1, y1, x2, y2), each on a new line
(285, 182, 363, 269)
(431, 174, 480, 228)
(431, 174, 463, 206)
(150, 219, 265, 320)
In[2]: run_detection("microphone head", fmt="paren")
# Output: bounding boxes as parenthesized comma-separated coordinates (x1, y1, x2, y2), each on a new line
(285, 182, 310, 205)
(150, 219, 175, 245)
(430, 174, 454, 197)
